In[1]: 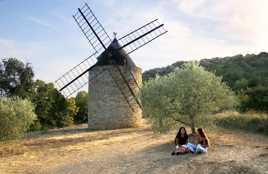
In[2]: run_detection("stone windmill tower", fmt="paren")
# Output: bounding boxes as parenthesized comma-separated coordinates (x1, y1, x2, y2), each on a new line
(55, 3, 167, 130)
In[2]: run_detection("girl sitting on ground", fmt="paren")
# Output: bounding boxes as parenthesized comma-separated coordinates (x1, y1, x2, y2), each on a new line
(171, 127, 189, 155)
(196, 128, 210, 153)
(186, 128, 210, 153)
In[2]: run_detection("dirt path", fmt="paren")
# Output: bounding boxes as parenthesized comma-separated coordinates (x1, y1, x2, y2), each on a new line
(0, 126, 268, 174)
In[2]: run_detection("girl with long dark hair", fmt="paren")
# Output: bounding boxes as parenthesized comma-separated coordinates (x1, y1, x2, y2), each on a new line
(195, 128, 210, 153)
(171, 127, 189, 155)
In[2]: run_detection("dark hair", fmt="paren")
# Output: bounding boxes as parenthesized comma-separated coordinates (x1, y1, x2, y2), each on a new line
(176, 127, 188, 139)
(197, 128, 210, 147)
(197, 128, 206, 138)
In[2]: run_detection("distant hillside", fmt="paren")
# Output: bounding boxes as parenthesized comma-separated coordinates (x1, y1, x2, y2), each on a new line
(143, 52, 268, 111)
(143, 52, 268, 87)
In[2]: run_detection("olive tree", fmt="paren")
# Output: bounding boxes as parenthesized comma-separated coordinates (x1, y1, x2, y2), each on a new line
(0, 97, 36, 140)
(141, 62, 236, 133)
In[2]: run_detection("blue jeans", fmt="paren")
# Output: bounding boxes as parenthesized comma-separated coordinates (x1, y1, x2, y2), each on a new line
(195, 144, 208, 153)
(186, 143, 196, 153)
(186, 143, 207, 153)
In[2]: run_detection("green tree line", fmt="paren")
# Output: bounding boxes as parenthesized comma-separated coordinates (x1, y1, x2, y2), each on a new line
(0, 58, 88, 131)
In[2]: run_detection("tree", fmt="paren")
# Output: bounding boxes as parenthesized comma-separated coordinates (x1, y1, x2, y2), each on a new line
(0, 97, 36, 140)
(0, 58, 34, 98)
(31, 80, 68, 129)
(64, 97, 79, 126)
(141, 62, 236, 133)
(75, 91, 88, 124)
(49, 87, 68, 128)
(32, 80, 53, 128)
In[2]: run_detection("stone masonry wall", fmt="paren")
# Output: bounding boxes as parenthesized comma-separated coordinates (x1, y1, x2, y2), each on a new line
(88, 65, 142, 130)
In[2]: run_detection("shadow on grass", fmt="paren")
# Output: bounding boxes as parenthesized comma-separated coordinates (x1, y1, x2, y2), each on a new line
(24, 127, 152, 147)
(0, 127, 152, 158)
(138, 140, 196, 159)
(132, 140, 262, 174)
(128, 141, 217, 174)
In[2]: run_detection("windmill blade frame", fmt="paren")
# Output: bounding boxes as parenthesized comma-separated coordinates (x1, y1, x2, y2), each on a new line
(118, 19, 167, 54)
(73, 3, 111, 53)
(55, 3, 167, 99)
(55, 67, 108, 97)
(55, 52, 106, 97)
(55, 2, 114, 97)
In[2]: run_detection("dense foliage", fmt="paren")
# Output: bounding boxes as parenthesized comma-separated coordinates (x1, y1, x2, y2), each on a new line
(141, 63, 236, 133)
(65, 97, 79, 126)
(0, 58, 89, 133)
(0, 97, 36, 140)
(31, 80, 68, 130)
(143, 52, 268, 112)
(75, 91, 88, 124)
(0, 58, 34, 98)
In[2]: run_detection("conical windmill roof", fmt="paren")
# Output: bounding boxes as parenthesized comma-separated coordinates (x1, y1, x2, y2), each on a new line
(95, 39, 136, 68)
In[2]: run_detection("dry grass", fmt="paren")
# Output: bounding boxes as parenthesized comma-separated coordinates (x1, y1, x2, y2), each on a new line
(0, 123, 268, 174)
(214, 111, 268, 135)
(0, 124, 152, 174)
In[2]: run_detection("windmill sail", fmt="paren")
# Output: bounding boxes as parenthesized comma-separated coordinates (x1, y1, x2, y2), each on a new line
(118, 19, 167, 54)
(73, 3, 111, 52)
(55, 53, 99, 97)
(55, 3, 112, 97)
(55, 3, 167, 99)
(114, 65, 142, 109)
(109, 68, 136, 112)
(55, 3, 111, 97)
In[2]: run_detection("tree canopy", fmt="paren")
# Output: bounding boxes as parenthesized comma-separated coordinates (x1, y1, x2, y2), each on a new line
(31, 80, 68, 129)
(141, 62, 236, 133)
(0, 58, 34, 98)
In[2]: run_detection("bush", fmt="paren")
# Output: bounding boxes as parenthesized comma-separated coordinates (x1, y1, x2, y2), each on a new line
(0, 97, 36, 140)
(214, 112, 268, 135)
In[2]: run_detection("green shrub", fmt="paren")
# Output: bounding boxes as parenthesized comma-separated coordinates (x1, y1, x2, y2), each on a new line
(214, 112, 268, 135)
(0, 97, 36, 140)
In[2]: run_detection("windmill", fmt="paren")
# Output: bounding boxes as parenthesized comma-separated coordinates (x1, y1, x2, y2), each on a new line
(55, 3, 167, 130)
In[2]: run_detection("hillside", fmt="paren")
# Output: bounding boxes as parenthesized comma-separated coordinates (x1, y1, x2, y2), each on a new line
(143, 52, 268, 84)
(143, 52, 268, 111)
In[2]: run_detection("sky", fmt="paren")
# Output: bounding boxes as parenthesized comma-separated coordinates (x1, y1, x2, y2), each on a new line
(0, 0, 268, 84)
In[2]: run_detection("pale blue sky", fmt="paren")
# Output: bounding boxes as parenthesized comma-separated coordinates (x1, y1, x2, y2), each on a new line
(0, 0, 267, 83)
